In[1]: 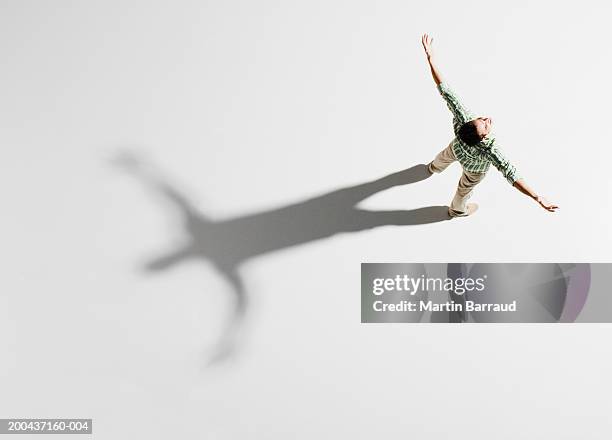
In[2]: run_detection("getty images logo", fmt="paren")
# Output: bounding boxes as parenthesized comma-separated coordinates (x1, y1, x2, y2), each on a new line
(372, 274, 487, 296)
(361, 263, 592, 323)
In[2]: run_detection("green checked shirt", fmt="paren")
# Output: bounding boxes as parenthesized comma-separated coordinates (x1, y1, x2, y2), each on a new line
(438, 82, 519, 185)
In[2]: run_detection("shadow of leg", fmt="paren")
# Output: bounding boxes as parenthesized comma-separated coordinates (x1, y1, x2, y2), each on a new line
(335, 164, 433, 206)
(347, 206, 451, 231)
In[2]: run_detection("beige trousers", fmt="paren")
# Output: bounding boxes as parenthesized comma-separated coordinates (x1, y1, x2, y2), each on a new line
(427, 142, 487, 217)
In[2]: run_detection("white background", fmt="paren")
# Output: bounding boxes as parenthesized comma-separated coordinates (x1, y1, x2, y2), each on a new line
(2, 0, 611, 438)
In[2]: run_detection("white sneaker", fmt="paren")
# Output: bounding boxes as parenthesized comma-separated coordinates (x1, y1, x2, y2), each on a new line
(449, 203, 479, 218)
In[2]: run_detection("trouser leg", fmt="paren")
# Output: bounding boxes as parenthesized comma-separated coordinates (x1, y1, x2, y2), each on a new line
(427, 142, 456, 174)
(449, 170, 487, 217)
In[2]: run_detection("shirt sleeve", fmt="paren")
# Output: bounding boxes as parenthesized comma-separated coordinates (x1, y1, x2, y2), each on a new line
(484, 144, 520, 185)
(437, 82, 475, 131)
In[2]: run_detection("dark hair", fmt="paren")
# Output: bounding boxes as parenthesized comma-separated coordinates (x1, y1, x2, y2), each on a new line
(458, 120, 484, 146)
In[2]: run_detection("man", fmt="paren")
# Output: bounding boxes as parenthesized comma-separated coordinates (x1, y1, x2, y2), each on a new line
(421, 33, 558, 217)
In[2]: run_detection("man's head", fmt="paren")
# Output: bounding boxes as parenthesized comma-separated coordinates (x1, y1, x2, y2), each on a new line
(458, 117, 492, 146)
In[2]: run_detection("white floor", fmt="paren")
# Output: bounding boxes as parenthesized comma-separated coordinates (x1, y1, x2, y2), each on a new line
(2, 1, 612, 438)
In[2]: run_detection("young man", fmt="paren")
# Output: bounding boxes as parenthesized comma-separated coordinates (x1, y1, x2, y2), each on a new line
(421, 33, 559, 217)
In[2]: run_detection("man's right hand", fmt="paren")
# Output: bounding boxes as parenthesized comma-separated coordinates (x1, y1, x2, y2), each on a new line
(421, 33, 434, 59)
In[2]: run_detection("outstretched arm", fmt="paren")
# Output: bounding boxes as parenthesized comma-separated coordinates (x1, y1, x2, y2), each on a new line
(422, 33, 443, 85)
(422, 33, 473, 128)
(513, 179, 559, 212)
(485, 146, 559, 212)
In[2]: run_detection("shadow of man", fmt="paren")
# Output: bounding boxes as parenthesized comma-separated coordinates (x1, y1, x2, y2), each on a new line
(114, 152, 451, 364)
